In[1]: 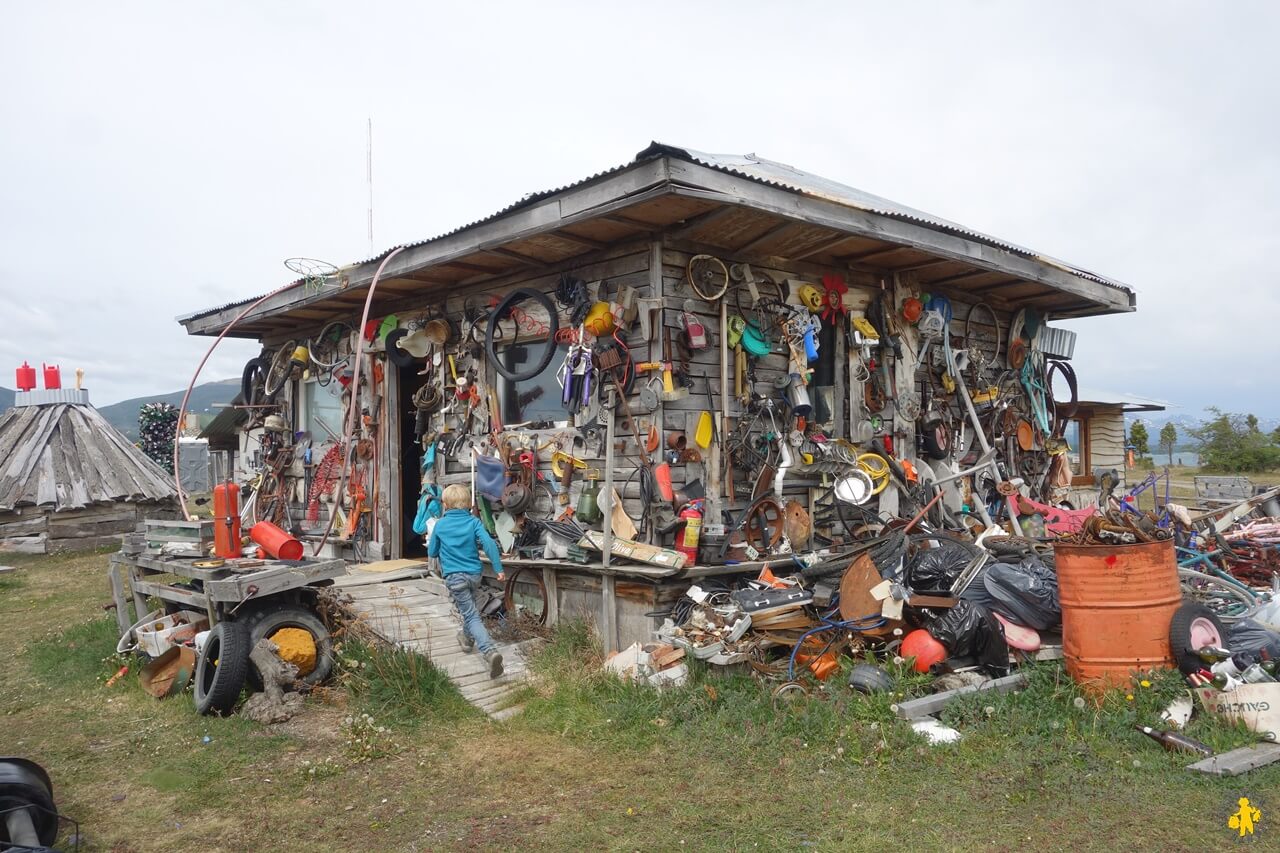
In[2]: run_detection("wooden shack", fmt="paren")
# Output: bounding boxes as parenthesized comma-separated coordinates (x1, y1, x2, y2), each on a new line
(178, 142, 1139, 649)
(0, 389, 178, 554)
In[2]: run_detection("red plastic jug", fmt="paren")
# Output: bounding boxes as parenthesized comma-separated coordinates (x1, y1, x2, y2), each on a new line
(42, 363, 61, 390)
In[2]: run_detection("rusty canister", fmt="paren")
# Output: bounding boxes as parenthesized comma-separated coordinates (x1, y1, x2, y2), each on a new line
(1054, 538, 1181, 692)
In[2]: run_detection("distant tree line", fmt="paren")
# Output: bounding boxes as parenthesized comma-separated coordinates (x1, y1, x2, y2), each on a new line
(1128, 410, 1280, 472)
(1187, 408, 1280, 472)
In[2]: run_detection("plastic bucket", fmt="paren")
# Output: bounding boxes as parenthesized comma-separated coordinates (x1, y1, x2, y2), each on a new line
(250, 520, 304, 561)
(1055, 538, 1181, 691)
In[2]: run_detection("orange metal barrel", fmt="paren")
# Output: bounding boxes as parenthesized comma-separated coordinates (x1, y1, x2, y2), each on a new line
(1054, 538, 1181, 691)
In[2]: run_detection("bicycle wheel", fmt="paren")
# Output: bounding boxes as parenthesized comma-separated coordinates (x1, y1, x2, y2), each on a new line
(964, 302, 1002, 380)
(309, 322, 351, 370)
(263, 341, 297, 399)
(1177, 568, 1259, 624)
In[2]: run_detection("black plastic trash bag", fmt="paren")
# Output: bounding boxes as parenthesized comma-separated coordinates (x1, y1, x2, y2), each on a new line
(928, 599, 1010, 676)
(1226, 619, 1280, 661)
(961, 557, 1060, 631)
(906, 540, 974, 593)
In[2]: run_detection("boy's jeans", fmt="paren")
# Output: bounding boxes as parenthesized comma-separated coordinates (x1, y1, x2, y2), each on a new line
(445, 572, 496, 654)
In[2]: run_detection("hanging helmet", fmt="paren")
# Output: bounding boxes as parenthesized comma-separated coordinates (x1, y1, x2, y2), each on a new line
(584, 302, 615, 337)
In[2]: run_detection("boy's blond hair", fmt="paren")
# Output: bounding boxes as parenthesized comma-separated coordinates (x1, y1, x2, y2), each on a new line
(441, 483, 471, 510)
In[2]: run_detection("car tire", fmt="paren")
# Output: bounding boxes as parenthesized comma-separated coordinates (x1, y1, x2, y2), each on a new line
(242, 604, 335, 687)
(193, 621, 250, 716)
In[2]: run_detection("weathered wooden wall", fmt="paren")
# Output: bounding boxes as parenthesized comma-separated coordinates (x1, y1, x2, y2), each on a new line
(0, 499, 179, 555)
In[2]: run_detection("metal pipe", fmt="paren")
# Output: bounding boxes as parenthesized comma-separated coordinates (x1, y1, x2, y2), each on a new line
(173, 280, 305, 519)
(313, 246, 407, 556)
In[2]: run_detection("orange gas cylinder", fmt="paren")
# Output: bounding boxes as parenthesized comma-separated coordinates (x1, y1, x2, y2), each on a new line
(1055, 538, 1181, 692)
(212, 480, 242, 558)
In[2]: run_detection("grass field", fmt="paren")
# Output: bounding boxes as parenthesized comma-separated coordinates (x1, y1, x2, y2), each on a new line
(2, 547, 1279, 851)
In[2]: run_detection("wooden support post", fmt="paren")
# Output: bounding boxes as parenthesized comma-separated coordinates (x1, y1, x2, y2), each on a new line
(129, 563, 149, 625)
(541, 566, 559, 626)
(108, 559, 131, 636)
(601, 572, 618, 655)
(601, 404, 615, 569)
(647, 238, 664, 545)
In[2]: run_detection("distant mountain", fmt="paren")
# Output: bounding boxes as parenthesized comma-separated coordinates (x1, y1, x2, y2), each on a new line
(0, 386, 12, 412)
(98, 379, 240, 440)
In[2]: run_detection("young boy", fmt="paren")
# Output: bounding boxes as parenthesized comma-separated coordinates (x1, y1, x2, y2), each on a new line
(427, 484, 506, 678)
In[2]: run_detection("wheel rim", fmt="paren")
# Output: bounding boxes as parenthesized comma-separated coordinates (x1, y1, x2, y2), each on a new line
(1188, 616, 1222, 650)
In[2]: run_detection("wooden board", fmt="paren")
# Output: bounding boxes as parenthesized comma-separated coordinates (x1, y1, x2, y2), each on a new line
(1186, 742, 1280, 776)
(339, 578, 529, 720)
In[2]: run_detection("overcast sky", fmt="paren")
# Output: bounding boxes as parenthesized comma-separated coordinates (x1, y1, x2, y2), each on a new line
(3, 2, 1277, 420)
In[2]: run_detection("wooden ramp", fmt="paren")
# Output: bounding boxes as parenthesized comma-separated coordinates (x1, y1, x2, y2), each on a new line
(334, 567, 530, 721)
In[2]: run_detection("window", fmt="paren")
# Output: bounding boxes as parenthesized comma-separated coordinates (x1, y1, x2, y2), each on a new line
(1062, 417, 1091, 483)
(302, 377, 345, 439)
(495, 342, 571, 425)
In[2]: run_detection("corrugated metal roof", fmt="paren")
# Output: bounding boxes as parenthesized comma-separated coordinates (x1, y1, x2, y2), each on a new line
(0, 403, 177, 511)
(638, 142, 1130, 294)
(1075, 386, 1168, 412)
(181, 141, 1132, 323)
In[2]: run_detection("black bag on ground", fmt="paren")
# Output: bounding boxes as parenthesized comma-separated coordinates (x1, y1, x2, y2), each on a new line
(928, 599, 1010, 676)
(906, 540, 974, 593)
(960, 557, 1060, 630)
(1226, 619, 1280, 661)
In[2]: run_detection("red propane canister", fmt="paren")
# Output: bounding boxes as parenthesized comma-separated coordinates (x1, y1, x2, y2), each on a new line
(15, 362, 36, 391)
(212, 480, 242, 558)
(42, 363, 62, 390)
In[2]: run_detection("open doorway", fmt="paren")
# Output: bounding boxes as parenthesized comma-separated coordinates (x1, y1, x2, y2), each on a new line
(398, 360, 430, 558)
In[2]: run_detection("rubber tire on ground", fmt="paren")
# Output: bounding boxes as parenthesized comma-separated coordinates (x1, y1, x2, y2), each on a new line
(1169, 602, 1227, 675)
(486, 288, 560, 381)
(848, 663, 895, 694)
(194, 621, 251, 716)
(243, 604, 335, 687)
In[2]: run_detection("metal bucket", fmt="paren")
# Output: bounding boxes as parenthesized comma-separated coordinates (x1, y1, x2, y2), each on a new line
(1054, 538, 1181, 692)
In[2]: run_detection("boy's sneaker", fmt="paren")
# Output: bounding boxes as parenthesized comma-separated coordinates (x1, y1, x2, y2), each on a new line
(457, 630, 475, 652)
(484, 650, 504, 678)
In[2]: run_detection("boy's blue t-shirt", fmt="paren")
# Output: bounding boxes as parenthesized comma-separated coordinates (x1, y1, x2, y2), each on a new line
(427, 508, 504, 576)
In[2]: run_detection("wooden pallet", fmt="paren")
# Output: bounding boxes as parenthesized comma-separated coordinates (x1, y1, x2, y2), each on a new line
(337, 574, 530, 721)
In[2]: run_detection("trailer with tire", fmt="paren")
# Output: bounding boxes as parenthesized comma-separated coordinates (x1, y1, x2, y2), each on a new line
(108, 540, 345, 715)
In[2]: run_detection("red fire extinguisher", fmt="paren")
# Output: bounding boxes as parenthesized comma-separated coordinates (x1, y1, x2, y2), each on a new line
(674, 499, 703, 565)
(212, 454, 242, 558)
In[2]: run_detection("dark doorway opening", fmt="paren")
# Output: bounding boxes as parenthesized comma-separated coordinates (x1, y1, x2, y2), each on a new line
(399, 360, 430, 558)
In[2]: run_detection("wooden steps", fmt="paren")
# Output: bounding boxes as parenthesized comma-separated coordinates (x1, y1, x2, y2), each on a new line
(335, 571, 529, 720)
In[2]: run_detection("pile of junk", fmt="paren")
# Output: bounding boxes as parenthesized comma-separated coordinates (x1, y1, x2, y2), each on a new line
(618, 483, 1280, 764)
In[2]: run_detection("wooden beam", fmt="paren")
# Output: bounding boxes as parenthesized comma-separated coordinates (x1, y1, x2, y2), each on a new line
(967, 276, 1033, 293)
(734, 221, 797, 255)
(789, 233, 860, 261)
(484, 247, 551, 270)
(924, 269, 996, 287)
(894, 258, 954, 273)
(840, 245, 912, 264)
(601, 213, 658, 231)
(665, 204, 739, 239)
(552, 230, 608, 250)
